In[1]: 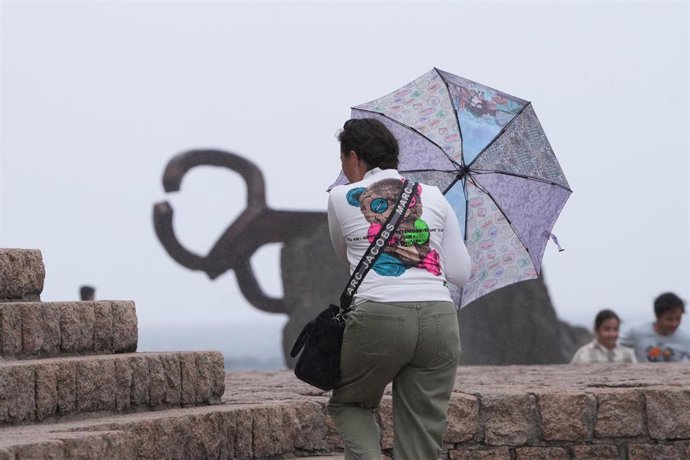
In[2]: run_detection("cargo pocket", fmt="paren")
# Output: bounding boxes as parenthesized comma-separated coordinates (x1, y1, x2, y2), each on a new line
(435, 311, 460, 363)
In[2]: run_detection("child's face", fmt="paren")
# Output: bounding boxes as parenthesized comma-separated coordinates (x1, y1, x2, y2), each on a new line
(656, 308, 683, 336)
(596, 318, 620, 350)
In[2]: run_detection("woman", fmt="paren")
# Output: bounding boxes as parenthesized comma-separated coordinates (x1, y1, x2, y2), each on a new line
(327, 118, 471, 459)
(570, 309, 637, 364)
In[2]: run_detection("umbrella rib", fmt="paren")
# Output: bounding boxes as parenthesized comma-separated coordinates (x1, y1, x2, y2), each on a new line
(466, 102, 531, 169)
(401, 168, 459, 173)
(434, 67, 465, 168)
(469, 169, 573, 192)
(352, 107, 462, 168)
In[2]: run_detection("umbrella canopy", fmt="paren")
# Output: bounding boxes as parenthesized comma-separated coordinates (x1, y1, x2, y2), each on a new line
(331, 68, 571, 308)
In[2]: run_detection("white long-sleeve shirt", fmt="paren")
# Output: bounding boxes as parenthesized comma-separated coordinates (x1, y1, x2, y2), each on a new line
(327, 168, 471, 304)
(570, 340, 637, 364)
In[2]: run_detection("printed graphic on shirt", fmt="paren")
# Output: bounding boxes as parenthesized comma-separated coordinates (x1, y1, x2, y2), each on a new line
(645, 343, 675, 362)
(346, 178, 442, 277)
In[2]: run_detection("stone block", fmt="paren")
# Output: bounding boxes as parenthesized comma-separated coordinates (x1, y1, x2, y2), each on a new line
(0, 364, 35, 424)
(180, 353, 199, 405)
(536, 391, 595, 441)
(41, 304, 61, 354)
(187, 413, 228, 459)
(75, 303, 95, 351)
(60, 303, 81, 353)
(113, 356, 133, 411)
(202, 411, 236, 459)
(481, 393, 537, 446)
(571, 444, 619, 459)
(293, 400, 332, 451)
(0, 249, 44, 301)
(148, 417, 183, 459)
(160, 353, 182, 405)
(56, 360, 78, 415)
(515, 446, 568, 459)
(99, 430, 138, 459)
(208, 351, 225, 400)
(61, 433, 114, 459)
(234, 407, 254, 458)
(280, 405, 301, 454)
(450, 447, 511, 459)
(125, 419, 157, 459)
(76, 358, 116, 413)
(213, 411, 238, 458)
(93, 302, 113, 352)
(445, 393, 479, 443)
(252, 406, 284, 458)
(8, 440, 64, 459)
(594, 389, 645, 438)
(112, 301, 137, 352)
(129, 355, 151, 407)
(628, 442, 690, 460)
(20, 303, 43, 355)
(645, 389, 690, 439)
(0, 304, 22, 356)
(195, 353, 213, 404)
(148, 355, 166, 406)
(35, 362, 59, 421)
(377, 396, 394, 450)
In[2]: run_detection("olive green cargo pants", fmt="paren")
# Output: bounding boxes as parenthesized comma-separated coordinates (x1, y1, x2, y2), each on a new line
(327, 300, 460, 460)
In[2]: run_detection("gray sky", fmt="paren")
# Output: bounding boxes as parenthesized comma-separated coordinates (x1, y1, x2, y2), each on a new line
(1, 1, 689, 359)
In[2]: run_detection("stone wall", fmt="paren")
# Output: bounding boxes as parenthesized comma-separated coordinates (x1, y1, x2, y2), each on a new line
(221, 364, 690, 459)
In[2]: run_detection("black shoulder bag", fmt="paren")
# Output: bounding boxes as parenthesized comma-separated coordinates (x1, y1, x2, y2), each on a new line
(289, 179, 418, 390)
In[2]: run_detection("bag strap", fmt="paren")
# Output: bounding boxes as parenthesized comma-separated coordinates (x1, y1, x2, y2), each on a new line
(338, 179, 418, 313)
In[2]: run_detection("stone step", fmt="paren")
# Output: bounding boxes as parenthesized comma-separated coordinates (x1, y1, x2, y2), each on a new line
(3, 365, 690, 459)
(0, 400, 343, 459)
(0, 249, 45, 302)
(0, 300, 137, 358)
(0, 351, 225, 426)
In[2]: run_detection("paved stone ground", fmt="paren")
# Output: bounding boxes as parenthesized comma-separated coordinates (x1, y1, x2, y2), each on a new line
(222, 362, 690, 404)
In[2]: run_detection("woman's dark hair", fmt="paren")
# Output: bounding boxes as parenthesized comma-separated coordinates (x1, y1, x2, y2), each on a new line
(594, 309, 620, 330)
(654, 292, 685, 317)
(338, 118, 399, 170)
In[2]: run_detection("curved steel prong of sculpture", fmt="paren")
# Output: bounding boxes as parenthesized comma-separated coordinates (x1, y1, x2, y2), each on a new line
(153, 150, 326, 313)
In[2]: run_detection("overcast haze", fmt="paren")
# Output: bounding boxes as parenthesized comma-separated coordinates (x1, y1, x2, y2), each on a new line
(1, 1, 688, 367)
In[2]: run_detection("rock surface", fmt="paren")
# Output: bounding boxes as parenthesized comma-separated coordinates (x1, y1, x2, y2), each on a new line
(0, 249, 45, 302)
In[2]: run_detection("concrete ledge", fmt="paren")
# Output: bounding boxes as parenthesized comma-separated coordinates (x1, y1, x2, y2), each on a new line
(0, 300, 138, 358)
(0, 249, 45, 302)
(0, 364, 688, 458)
(0, 351, 225, 426)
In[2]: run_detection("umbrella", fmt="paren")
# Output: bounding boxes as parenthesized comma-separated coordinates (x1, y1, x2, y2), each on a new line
(331, 68, 571, 308)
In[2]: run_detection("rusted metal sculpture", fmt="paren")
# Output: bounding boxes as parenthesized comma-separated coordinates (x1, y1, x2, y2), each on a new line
(153, 150, 325, 314)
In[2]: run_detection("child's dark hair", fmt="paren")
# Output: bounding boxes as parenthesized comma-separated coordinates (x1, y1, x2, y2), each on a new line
(338, 118, 399, 170)
(594, 309, 620, 330)
(654, 292, 685, 317)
